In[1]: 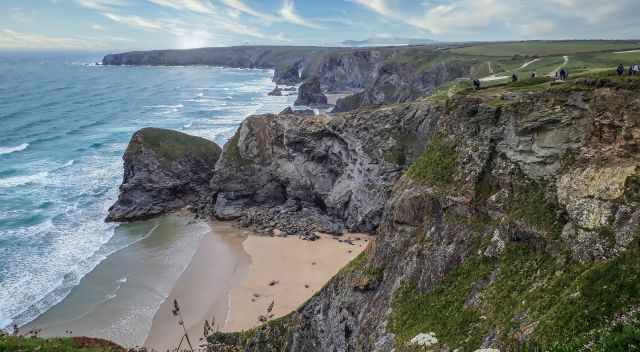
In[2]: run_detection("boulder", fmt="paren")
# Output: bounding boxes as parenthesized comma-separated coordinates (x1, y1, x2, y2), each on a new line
(268, 86, 283, 96)
(106, 128, 221, 222)
(294, 77, 328, 107)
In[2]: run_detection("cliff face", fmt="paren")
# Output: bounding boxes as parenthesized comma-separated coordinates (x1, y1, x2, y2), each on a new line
(102, 46, 330, 85)
(107, 128, 221, 222)
(210, 100, 435, 235)
(102, 45, 477, 110)
(208, 77, 640, 351)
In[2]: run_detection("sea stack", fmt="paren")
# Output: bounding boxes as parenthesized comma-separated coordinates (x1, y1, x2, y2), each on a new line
(106, 128, 221, 222)
(294, 77, 328, 107)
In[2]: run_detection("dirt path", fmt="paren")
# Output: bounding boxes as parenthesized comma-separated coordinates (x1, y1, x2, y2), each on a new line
(519, 58, 541, 69)
(547, 55, 569, 76)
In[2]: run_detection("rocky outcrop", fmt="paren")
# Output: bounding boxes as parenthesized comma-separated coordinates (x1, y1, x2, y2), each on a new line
(208, 78, 640, 351)
(210, 102, 434, 235)
(333, 59, 475, 112)
(107, 128, 221, 222)
(294, 77, 328, 107)
(268, 86, 283, 96)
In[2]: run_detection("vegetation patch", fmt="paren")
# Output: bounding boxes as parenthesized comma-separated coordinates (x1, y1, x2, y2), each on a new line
(507, 182, 563, 237)
(389, 255, 495, 351)
(0, 336, 125, 352)
(389, 238, 640, 351)
(223, 133, 252, 168)
(128, 127, 220, 167)
(407, 136, 458, 188)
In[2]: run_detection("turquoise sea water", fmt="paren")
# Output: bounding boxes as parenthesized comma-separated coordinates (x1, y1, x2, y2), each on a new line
(0, 51, 292, 330)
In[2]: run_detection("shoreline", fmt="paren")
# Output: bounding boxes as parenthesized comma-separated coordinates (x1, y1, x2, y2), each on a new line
(143, 222, 250, 351)
(144, 224, 373, 351)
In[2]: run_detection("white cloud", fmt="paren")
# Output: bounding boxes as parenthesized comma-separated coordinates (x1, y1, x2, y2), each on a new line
(279, 0, 323, 29)
(145, 0, 216, 15)
(408, 0, 513, 34)
(75, 0, 128, 11)
(91, 24, 106, 31)
(220, 0, 278, 22)
(351, 0, 392, 17)
(544, 0, 621, 24)
(103, 13, 164, 31)
(0, 28, 111, 49)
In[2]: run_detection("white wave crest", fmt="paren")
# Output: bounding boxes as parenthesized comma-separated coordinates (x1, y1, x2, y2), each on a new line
(0, 143, 29, 155)
(0, 172, 49, 188)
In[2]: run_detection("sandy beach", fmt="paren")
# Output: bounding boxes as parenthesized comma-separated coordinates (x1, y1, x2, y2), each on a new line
(223, 232, 372, 332)
(144, 222, 250, 351)
(144, 226, 372, 351)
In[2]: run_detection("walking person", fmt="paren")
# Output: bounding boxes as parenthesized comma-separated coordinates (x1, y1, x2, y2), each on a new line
(617, 64, 625, 76)
(512, 73, 518, 82)
(559, 68, 567, 81)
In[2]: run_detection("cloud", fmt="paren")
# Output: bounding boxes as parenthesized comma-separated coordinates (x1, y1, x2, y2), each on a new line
(279, 0, 323, 29)
(91, 24, 106, 31)
(145, 0, 216, 15)
(220, 0, 278, 22)
(103, 13, 164, 31)
(408, 0, 513, 34)
(75, 0, 128, 11)
(0, 28, 113, 49)
(350, 0, 392, 17)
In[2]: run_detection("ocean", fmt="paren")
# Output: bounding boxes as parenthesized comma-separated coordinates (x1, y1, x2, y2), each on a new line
(0, 51, 294, 334)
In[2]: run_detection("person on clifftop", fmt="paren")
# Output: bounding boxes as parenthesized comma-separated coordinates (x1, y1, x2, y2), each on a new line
(472, 79, 481, 90)
(617, 64, 625, 76)
(512, 73, 518, 82)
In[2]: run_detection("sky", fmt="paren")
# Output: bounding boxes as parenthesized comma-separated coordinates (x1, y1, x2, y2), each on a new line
(0, 0, 639, 51)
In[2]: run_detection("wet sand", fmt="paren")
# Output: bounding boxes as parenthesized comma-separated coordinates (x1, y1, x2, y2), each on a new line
(223, 233, 372, 332)
(24, 214, 212, 347)
(144, 222, 249, 351)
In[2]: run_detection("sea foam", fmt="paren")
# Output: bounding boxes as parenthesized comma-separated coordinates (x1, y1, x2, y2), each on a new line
(0, 143, 29, 155)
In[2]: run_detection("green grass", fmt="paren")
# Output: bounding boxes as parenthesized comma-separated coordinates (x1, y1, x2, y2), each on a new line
(127, 127, 220, 166)
(406, 136, 457, 188)
(389, 237, 640, 351)
(0, 336, 124, 352)
(389, 256, 495, 351)
(451, 40, 640, 57)
(222, 132, 252, 168)
(507, 182, 563, 237)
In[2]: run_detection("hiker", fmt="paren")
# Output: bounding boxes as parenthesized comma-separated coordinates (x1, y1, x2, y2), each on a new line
(559, 68, 568, 81)
(531, 72, 536, 78)
(555, 71, 560, 80)
(629, 65, 634, 76)
(512, 73, 518, 82)
(617, 64, 625, 76)
(634, 64, 640, 76)
(472, 79, 481, 90)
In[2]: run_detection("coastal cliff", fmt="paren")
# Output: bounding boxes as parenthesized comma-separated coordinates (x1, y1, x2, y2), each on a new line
(206, 76, 640, 351)
(106, 128, 221, 222)
(102, 45, 479, 111)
